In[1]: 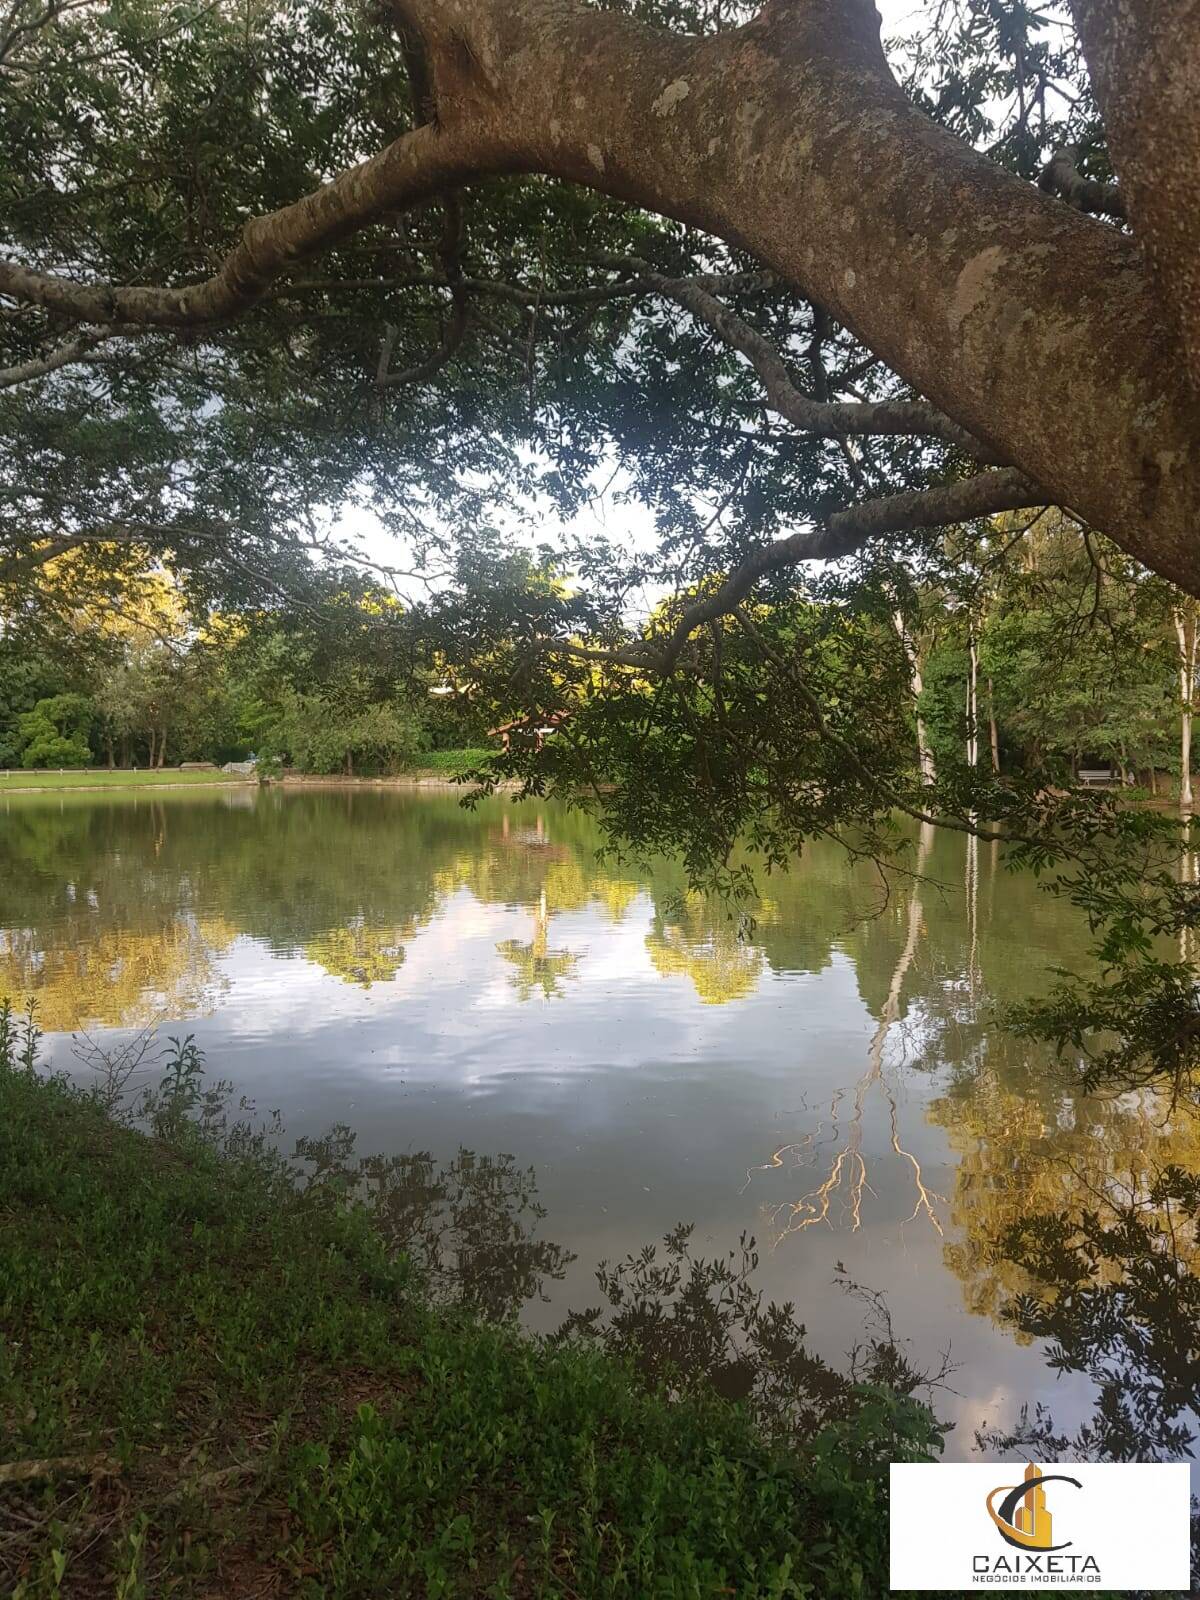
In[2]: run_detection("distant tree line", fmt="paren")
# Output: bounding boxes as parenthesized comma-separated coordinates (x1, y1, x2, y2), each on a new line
(4, 513, 1196, 800)
(0, 565, 487, 774)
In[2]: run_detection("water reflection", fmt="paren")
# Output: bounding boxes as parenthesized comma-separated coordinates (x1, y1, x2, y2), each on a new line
(295, 1126, 576, 1323)
(495, 890, 582, 1000)
(0, 787, 907, 1028)
(3, 785, 1200, 1457)
(746, 823, 944, 1241)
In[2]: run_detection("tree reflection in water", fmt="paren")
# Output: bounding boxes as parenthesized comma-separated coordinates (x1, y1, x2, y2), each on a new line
(972, 1165, 1200, 1462)
(7, 790, 1200, 1479)
(294, 1125, 576, 1325)
(743, 823, 946, 1241)
(553, 1225, 952, 1457)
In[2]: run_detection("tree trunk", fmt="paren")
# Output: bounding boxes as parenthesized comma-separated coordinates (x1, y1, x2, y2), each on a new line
(1067, 0, 1200, 398)
(156, 729, 168, 769)
(104, 733, 114, 770)
(893, 611, 935, 783)
(987, 677, 1000, 774)
(1175, 603, 1197, 807)
(966, 626, 979, 770)
(1182, 707, 1193, 809)
(344, 750, 354, 777)
(147, 728, 157, 769)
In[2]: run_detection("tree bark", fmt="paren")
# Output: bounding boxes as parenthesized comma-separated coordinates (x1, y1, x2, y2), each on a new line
(1068, 0, 1200, 399)
(987, 678, 1000, 774)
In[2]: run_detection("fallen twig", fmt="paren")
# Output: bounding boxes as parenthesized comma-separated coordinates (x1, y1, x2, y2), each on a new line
(0, 1454, 120, 1487)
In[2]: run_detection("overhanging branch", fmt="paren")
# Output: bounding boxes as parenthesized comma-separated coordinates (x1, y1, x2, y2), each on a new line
(618, 259, 1004, 463)
(0, 120, 504, 328)
(558, 467, 1041, 672)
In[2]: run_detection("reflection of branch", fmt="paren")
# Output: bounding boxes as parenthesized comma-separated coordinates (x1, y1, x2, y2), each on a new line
(753, 827, 944, 1240)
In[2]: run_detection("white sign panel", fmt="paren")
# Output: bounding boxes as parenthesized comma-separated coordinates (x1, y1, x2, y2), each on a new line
(890, 1462, 1191, 1591)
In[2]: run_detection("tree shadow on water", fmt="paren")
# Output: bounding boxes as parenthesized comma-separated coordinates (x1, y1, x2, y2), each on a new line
(293, 1124, 576, 1325)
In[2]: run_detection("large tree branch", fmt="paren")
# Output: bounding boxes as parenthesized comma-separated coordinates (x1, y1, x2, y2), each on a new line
(390, 0, 1200, 592)
(278, 268, 773, 308)
(2, 0, 1197, 592)
(562, 467, 1040, 672)
(1037, 146, 1126, 221)
(0, 120, 509, 327)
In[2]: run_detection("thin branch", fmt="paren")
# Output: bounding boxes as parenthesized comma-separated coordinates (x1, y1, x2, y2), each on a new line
(599, 256, 1005, 463)
(0, 323, 138, 389)
(1037, 145, 1126, 221)
(377, 289, 469, 386)
(377, 193, 471, 387)
(558, 468, 1041, 672)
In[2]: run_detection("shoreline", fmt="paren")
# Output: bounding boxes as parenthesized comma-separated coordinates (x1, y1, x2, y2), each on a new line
(0, 767, 516, 797)
(0, 776, 254, 796)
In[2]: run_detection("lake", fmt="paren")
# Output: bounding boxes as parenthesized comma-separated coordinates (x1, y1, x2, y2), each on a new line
(2, 782, 1195, 1458)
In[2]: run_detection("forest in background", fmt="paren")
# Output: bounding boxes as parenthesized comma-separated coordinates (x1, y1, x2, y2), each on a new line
(4, 509, 1199, 795)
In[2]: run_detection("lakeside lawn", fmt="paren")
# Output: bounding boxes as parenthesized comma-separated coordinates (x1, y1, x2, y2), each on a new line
(0, 768, 247, 792)
(0, 1022, 939, 1599)
(0, 753, 497, 794)
(408, 747, 496, 775)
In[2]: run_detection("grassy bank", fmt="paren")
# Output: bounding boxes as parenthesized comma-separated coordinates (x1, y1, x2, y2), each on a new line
(0, 1023, 949, 1599)
(0, 768, 246, 793)
(0, 754, 494, 795)
(406, 748, 497, 778)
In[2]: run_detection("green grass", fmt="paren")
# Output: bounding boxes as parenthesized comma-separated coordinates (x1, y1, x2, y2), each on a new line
(0, 1032, 948, 1600)
(0, 768, 245, 791)
(408, 748, 498, 776)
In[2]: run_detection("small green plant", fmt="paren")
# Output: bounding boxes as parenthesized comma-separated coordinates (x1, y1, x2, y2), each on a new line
(0, 997, 41, 1073)
(411, 746, 496, 775)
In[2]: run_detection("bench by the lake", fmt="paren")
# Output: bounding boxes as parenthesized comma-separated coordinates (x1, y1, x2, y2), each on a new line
(1078, 767, 1131, 786)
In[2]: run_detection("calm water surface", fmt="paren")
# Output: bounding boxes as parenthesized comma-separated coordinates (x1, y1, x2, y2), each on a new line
(2, 784, 1195, 1456)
